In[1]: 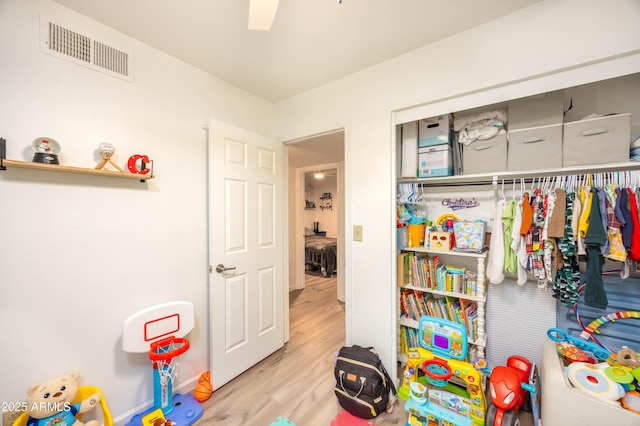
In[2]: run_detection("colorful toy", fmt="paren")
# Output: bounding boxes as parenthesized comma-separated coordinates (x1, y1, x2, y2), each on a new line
(565, 362, 625, 401)
(546, 327, 613, 362)
(404, 381, 472, 426)
(484, 356, 533, 426)
(579, 311, 640, 340)
(403, 316, 486, 426)
(122, 301, 203, 426)
(16, 371, 109, 426)
(616, 347, 640, 369)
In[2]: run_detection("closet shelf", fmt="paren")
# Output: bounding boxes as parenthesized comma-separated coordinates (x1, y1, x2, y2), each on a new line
(0, 159, 154, 182)
(404, 246, 487, 259)
(400, 284, 486, 303)
(398, 161, 640, 186)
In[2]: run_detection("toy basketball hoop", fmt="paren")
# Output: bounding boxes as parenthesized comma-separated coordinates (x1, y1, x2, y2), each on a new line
(149, 336, 190, 385)
(122, 301, 203, 426)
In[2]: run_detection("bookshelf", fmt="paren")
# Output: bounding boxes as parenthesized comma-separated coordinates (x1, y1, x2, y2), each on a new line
(397, 247, 487, 364)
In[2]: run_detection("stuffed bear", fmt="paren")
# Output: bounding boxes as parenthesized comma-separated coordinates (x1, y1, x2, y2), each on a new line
(25, 371, 100, 426)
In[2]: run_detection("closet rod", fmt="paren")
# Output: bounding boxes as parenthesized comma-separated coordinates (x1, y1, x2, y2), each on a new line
(397, 161, 640, 187)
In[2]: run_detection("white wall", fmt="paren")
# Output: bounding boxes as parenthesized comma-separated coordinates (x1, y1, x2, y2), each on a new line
(0, 0, 275, 423)
(275, 0, 640, 377)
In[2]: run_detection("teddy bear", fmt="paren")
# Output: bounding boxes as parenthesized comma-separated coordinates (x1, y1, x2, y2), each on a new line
(25, 371, 100, 426)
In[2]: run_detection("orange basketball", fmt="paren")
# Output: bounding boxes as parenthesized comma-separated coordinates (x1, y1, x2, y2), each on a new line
(193, 370, 213, 402)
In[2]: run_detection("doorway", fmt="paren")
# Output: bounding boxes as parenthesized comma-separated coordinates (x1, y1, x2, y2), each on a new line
(286, 130, 345, 300)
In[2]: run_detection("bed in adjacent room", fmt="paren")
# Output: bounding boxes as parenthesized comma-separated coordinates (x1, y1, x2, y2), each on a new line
(305, 230, 337, 277)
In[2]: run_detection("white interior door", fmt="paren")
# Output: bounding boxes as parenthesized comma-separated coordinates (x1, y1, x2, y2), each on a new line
(208, 119, 284, 388)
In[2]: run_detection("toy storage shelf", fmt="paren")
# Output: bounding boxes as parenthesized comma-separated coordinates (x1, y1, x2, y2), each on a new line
(0, 159, 154, 181)
(398, 248, 488, 361)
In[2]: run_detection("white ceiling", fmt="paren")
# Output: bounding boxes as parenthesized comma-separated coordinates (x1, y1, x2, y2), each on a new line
(52, 0, 539, 103)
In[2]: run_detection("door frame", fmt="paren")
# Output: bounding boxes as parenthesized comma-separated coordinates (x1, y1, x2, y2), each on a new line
(284, 126, 351, 345)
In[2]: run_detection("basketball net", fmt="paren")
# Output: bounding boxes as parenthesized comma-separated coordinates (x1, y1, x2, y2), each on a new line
(149, 337, 190, 385)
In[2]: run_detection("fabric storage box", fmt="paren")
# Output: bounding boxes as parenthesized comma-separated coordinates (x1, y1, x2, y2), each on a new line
(462, 134, 507, 174)
(508, 124, 562, 170)
(563, 113, 631, 166)
(508, 90, 564, 130)
(418, 144, 452, 177)
(418, 114, 453, 147)
(453, 220, 486, 251)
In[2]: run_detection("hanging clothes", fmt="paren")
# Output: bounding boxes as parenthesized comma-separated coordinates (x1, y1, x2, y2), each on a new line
(520, 192, 533, 236)
(596, 188, 610, 255)
(577, 186, 592, 257)
(548, 188, 567, 271)
(584, 187, 608, 309)
(502, 199, 518, 274)
(542, 190, 556, 284)
(627, 187, 640, 261)
(528, 188, 546, 280)
(486, 198, 506, 284)
(511, 194, 528, 285)
(619, 188, 633, 250)
(553, 192, 580, 306)
(604, 193, 626, 262)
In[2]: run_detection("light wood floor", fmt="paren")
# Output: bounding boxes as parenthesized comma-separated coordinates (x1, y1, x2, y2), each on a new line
(197, 274, 406, 426)
(197, 275, 534, 426)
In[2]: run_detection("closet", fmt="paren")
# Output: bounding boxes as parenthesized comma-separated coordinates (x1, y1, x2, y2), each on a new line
(394, 72, 640, 372)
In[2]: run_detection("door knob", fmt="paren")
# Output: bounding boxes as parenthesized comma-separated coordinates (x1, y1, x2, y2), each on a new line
(215, 264, 236, 273)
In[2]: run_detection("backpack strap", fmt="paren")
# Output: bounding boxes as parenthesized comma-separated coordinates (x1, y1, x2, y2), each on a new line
(379, 359, 397, 413)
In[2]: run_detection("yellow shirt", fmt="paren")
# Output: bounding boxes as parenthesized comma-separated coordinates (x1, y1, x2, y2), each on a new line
(579, 186, 593, 239)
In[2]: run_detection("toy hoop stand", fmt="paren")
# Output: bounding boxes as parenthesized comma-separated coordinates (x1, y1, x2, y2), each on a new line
(122, 301, 203, 426)
(149, 336, 190, 413)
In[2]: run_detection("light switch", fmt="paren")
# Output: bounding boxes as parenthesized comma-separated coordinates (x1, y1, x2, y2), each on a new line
(353, 225, 363, 241)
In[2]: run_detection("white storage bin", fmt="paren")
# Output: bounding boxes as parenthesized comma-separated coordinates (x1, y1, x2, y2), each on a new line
(419, 114, 453, 147)
(508, 124, 562, 170)
(563, 113, 631, 166)
(508, 90, 564, 130)
(462, 134, 507, 175)
(418, 144, 452, 177)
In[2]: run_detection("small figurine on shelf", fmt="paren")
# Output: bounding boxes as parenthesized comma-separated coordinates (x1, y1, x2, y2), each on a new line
(95, 142, 125, 172)
(32, 137, 61, 164)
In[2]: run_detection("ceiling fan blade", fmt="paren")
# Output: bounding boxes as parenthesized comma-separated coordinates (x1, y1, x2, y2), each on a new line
(248, 0, 280, 31)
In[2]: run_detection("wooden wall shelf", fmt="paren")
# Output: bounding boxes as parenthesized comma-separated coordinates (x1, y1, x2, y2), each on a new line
(0, 159, 154, 182)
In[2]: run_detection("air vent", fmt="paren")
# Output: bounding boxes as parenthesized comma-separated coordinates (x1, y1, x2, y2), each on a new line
(40, 15, 134, 82)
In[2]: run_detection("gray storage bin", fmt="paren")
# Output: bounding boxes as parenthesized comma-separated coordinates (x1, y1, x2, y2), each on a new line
(463, 134, 507, 175)
(508, 124, 562, 171)
(563, 113, 631, 166)
(508, 90, 564, 130)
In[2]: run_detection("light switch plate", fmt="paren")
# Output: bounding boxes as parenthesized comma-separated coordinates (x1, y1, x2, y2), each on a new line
(353, 225, 363, 241)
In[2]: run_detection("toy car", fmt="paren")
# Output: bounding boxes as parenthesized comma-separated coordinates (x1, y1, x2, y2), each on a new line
(485, 355, 532, 426)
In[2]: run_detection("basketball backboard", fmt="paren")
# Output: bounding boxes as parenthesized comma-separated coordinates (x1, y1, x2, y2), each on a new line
(122, 301, 195, 353)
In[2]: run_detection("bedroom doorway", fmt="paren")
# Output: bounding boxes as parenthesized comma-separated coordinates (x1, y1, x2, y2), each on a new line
(286, 131, 345, 301)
